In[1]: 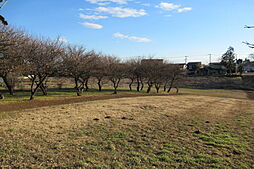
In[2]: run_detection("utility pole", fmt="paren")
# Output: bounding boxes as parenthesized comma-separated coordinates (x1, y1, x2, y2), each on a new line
(185, 56, 189, 65)
(208, 54, 212, 65)
(235, 54, 238, 74)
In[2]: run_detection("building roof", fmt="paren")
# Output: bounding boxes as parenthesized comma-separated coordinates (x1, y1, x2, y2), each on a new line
(209, 62, 224, 66)
(177, 63, 186, 66)
(187, 62, 201, 65)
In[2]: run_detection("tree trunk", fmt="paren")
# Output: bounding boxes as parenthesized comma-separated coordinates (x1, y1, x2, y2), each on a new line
(85, 78, 89, 91)
(155, 84, 160, 93)
(147, 85, 152, 93)
(29, 76, 47, 100)
(74, 78, 82, 96)
(167, 87, 172, 93)
(129, 78, 134, 91)
(40, 83, 48, 96)
(2, 75, 14, 95)
(113, 81, 117, 94)
(112, 78, 120, 94)
(30, 91, 36, 100)
(140, 79, 144, 91)
(147, 81, 152, 93)
(76, 89, 81, 96)
(0, 93, 4, 100)
(38, 76, 48, 96)
(163, 81, 168, 92)
(136, 77, 140, 92)
(29, 76, 36, 100)
(113, 87, 117, 94)
(176, 87, 179, 93)
(167, 77, 175, 93)
(97, 79, 102, 91)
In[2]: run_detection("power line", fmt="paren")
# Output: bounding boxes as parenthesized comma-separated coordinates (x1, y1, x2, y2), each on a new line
(167, 53, 252, 60)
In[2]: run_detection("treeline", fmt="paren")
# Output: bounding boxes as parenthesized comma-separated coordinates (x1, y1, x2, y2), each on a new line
(0, 26, 183, 100)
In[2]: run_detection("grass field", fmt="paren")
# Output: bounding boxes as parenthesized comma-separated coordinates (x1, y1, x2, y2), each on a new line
(0, 89, 253, 168)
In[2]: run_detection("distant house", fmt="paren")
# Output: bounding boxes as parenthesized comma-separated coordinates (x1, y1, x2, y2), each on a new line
(208, 63, 227, 75)
(243, 62, 254, 72)
(198, 63, 227, 76)
(187, 62, 202, 74)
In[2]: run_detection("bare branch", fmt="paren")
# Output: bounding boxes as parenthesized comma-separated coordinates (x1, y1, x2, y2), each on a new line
(244, 25, 254, 29)
(243, 41, 254, 49)
(0, 0, 8, 9)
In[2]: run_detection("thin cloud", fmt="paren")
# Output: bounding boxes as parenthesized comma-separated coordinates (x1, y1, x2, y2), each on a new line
(156, 2, 180, 11)
(86, 0, 128, 5)
(79, 8, 93, 11)
(177, 7, 192, 13)
(114, 32, 151, 43)
(95, 7, 147, 18)
(80, 14, 108, 20)
(81, 22, 103, 29)
(141, 3, 151, 7)
(164, 14, 172, 17)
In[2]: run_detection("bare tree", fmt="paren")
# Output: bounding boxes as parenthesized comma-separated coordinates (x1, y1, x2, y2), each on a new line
(92, 55, 108, 91)
(0, 26, 26, 95)
(126, 57, 145, 92)
(166, 64, 182, 93)
(153, 63, 165, 93)
(79, 51, 97, 92)
(125, 59, 138, 91)
(106, 57, 126, 94)
(23, 38, 63, 100)
(62, 46, 95, 96)
(163, 64, 172, 92)
(140, 59, 164, 93)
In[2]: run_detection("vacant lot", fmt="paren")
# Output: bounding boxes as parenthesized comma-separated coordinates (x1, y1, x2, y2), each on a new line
(0, 90, 253, 168)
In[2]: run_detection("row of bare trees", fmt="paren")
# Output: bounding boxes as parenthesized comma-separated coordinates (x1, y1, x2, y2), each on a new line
(0, 26, 183, 100)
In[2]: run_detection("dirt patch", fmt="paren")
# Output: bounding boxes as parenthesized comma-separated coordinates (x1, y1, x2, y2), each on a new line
(0, 93, 171, 113)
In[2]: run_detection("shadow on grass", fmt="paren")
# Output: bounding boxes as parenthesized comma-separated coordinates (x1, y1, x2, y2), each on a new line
(0, 88, 141, 99)
(244, 90, 254, 100)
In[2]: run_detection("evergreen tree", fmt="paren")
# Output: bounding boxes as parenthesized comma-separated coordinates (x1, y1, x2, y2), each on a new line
(221, 46, 236, 75)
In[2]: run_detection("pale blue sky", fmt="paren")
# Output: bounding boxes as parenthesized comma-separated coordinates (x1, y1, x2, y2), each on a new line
(2, 0, 254, 63)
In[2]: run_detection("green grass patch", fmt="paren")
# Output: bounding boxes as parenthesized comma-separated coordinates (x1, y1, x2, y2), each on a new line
(193, 154, 222, 164)
(195, 133, 244, 149)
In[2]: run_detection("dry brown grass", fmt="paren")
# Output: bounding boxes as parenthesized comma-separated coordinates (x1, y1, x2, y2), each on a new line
(0, 93, 254, 168)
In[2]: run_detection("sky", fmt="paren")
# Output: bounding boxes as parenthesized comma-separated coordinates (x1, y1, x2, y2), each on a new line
(1, 0, 254, 64)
